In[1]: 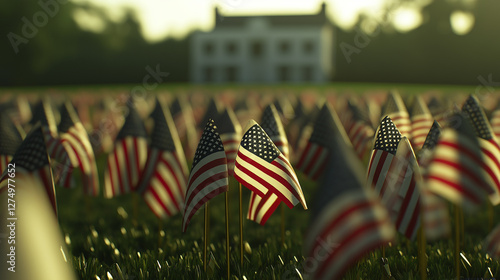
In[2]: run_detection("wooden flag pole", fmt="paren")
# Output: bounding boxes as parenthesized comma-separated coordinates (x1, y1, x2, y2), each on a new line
(454, 205, 460, 280)
(225, 192, 230, 279)
(281, 203, 285, 247)
(239, 183, 244, 267)
(204, 201, 210, 272)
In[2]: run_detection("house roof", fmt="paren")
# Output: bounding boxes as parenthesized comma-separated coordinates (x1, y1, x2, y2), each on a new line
(214, 3, 331, 28)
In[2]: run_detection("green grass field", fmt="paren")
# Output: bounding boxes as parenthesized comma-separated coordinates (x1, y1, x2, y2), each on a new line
(5, 83, 500, 279)
(58, 160, 500, 280)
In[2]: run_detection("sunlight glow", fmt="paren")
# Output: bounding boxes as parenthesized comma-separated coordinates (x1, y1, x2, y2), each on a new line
(73, 0, 419, 42)
(73, 8, 107, 33)
(392, 7, 422, 32)
(450, 10, 475, 35)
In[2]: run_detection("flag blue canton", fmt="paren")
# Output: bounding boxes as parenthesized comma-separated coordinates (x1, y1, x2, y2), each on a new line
(462, 95, 493, 140)
(116, 103, 147, 140)
(421, 121, 441, 151)
(12, 126, 49, 171)
(374, 116, 401, 154)
(260, 105, 280, 137)
(240, 124, 279, 163)
(150, 101, 176, 151)
(192, 119, 224, 167)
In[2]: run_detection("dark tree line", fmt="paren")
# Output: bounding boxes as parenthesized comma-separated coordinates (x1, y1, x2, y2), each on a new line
(2, 0, 499, 86)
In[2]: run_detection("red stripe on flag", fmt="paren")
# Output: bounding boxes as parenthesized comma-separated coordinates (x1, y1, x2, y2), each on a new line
(426, 174, 482, 204)
(236, 151, 299, 207)
(185, 171, 228, 208)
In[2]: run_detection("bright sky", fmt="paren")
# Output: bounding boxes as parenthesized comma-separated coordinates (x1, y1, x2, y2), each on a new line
(72, 0, 472, 42)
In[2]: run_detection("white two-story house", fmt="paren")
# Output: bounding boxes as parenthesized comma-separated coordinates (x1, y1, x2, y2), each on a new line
(190, 3, 334, 83)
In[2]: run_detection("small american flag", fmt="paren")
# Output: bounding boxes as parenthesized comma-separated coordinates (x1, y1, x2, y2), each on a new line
(462, 95, 500, 205)
(182, 119, 228, 232)
(304, 119, 394, 280)
(104, 103, 148, 198)
(138, 100, 188, 219)
(289, 105, 318, 165)
(0, 113, 23, 173)
(345, 101, 374, 160)
(410, 96, 433, 150)
(198, 98, 221, 129)
(260, 104, 289, 159)
(31, 100, 74, 188)
(367, 116, 402, 205)
(170, 96, 198, 161)
(295, 104, 335, 180)
(57, 102, 99, 196)
(385, 137, 421, 240)
(382, 91, 411, 137)
(216, 108, 241, 176)
(420, 121, 442, 153)
(247, 104, 291, 225)
(417, 121, 451, 241)
(0, 125, 57, 216)
(424, 113, 492, 211)
(234, 120, 307, 214)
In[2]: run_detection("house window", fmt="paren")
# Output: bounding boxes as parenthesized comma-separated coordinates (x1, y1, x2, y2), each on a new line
(251, 41, 263, 58)
(225, 66, 238, 82)
(203, 66, 214, 82)
(278, 41, 290, 54)
(226, 42, 237, 54)
(303, 41, 314, 54)
(204, 42, 214, 55)
(302, 66, 313, 81)
(277, 65, 291, 82)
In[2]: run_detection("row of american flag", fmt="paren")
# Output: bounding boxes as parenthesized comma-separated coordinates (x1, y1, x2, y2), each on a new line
(2, 91, 500, 279)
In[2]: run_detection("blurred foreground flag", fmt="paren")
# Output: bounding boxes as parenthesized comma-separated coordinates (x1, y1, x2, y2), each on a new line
(57, 102, 99, 196)
(0, 176, 76, 280)
(0, 113, 23, 173)
(295, 104, 335, 181)
(138, 100, 188, 219)
(303, 116, 395, 280)
(424, 113, 493, 211)
(0, 125, 57, 216)
(182, 119, 228, 232)
(216, 107, 241, 176)
(104, 103, 148, 198)
(462, 95, 500, 205)
(235, 120, 307, 224)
